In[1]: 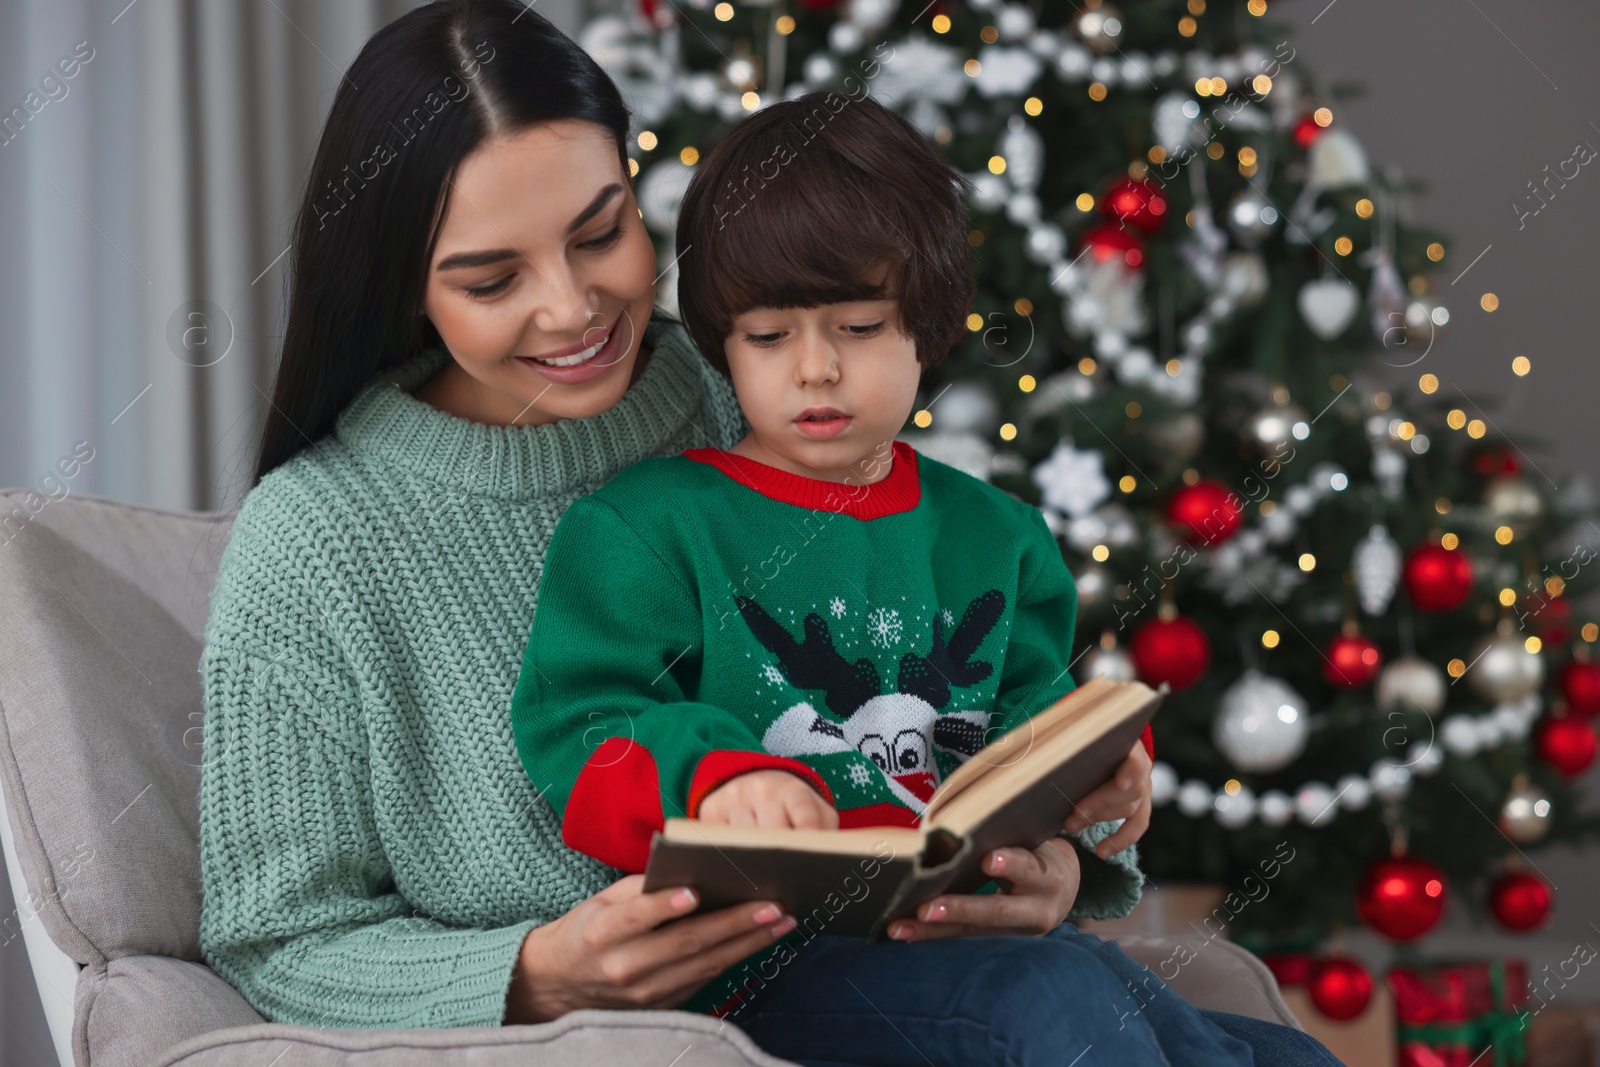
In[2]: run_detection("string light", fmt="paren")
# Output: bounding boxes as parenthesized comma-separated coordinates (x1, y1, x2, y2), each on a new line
(638, 130, 657, 151)
(1427, 242, 1445, 261)
(680, 146, 699, 165)
(1025, 96, 1043, 116)
(776, 15, 795, 34)
(932, 14, 951, 33)
(1481, 292, 1500, 311)
(914, 410, 932, 428)
(1512, 355, 1531, 375)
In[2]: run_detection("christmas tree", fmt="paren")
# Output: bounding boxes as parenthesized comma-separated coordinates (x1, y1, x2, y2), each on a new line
(585, 0, 1600, 964)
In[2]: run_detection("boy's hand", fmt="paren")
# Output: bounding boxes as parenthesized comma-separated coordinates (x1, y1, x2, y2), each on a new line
(1061, 739, 1153, 859)
(697, 769, 840, 829)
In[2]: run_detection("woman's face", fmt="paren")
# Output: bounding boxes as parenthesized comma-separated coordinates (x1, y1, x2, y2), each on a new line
(419, 119, 658, 427)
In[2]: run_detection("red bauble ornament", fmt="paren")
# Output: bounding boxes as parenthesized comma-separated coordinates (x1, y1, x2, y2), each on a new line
(1489, 871, 1553, 932)
(796, 0, 844, 7)
(1525, 594, 1572, 646)
(1079, 222, 1145, 269)
(1307, 957, 1373, 1021)
(1131, 616, 1212, 690)
(1357, 855, 1447, 941)
(1559, 660, 1600, 718)
(1294, 116, 1329, 146)
(1402, 543, 1473, 612)
(1534, 715, 1597, 777)
(1325, 632, 1383, 687)
(1472, 447, 1520, 477)
(1099, 177, 1168, 235)
(1166, 481, 1243, 545)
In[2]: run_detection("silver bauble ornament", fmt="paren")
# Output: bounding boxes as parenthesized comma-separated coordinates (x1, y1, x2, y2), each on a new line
(1151, 761, 1178, 806)
(1080, 632, 1137, 682)
(1352, 524, 1402, 615)
(1073, 562, 1113, 612)
(1000, 120, 1046, 190)
(1243, 398, 1309, 453)
(1148, 411, 1205, 461)
(1220, 252, 1269, 307)
(1369, 757, 1412, 802)
(1258, 789, 1294, 826)
(1402, 296, 1449, 347)
(1498, 777, 1553, 844)
(1484, 474, 1544, 536)
(934, 380, 1000, 434)
(1468, 627, 1545, 703)
(1376, 656, 1447, 716)
(1227, 189, 1278, 247)
(1074, 3, 1123, 53)
(1213, 670, 1310, 773)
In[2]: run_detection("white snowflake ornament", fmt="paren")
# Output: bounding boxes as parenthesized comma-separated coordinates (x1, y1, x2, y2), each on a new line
(1031, 440, 1111, 518)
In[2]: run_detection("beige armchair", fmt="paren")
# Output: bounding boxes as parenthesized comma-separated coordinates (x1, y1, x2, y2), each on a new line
(0, 488, 1300, 1065)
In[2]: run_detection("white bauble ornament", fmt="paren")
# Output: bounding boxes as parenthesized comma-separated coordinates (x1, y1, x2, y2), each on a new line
(1177, 779, 1213, 817)
(1328, 774, 1368, 811)
(970, 171, 1009, 212)
(1297, 277, 1360, 340)
(1411, 741, 1445, 776)
(1214, 785, 1257, 829)
(997, 4, 1036, 40)
(1372, 447, 1407, 498)
(1072, 562, 1113, 612)
(635, 160, 695, 234)
(894, 431, 994, 481)
(1369, 758, 1412, 802)
(1025, 223, 1068, 265)
(1441, 715, 1481, 756)
(1294, 781, 1337, 826)
(1151, 761, 1179, 806)
(1005, 192, 1042, 226)
(1352, 524, 1403, 615)
(1213, 670, 1310, 773)
(1220, 252, 1269, 306)
(1376, 656, 1447, 716)
(1258, 790, 1294, 826)
(1468, 629, 1545, 703)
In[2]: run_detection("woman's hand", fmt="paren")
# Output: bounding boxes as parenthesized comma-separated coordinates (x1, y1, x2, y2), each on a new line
(698, 769, 839, 829)
(504, 876, 797, 1023)
(1061, 738, 1153, 859)
(883, 834, 1082, 942)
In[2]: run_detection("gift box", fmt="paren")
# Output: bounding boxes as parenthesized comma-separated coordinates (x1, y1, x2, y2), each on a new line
(1387, 959, 1533, 1067)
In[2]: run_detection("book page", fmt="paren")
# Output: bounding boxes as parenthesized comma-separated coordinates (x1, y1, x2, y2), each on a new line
(923, 676, 1119, 824)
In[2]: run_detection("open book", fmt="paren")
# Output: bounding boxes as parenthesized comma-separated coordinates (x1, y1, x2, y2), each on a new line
(641, 675, 1167, 942)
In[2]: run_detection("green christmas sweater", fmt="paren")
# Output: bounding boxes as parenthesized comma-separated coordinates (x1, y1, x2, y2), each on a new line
(510, 439, 1153, 1017)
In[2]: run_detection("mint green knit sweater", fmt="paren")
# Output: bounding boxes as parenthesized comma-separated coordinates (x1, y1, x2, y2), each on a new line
(197, 319, 751, 1029)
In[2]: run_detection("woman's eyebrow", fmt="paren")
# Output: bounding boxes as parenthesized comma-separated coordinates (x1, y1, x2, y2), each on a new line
(434, 185, 625, 272)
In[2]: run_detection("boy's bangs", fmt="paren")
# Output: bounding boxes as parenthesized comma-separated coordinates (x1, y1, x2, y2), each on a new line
(712, 175, 906, 319)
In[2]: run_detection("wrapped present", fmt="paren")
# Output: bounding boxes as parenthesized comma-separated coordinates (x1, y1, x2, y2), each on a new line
(1387, 959, 1532, 1067)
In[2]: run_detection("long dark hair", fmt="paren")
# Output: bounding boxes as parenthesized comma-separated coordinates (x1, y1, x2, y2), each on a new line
(253, 0, 631, 485)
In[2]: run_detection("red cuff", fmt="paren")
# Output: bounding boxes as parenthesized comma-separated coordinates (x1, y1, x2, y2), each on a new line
(563, 736, 664, 874)
(1139, 723, 1155, 762)
(686, 750, 835, 819)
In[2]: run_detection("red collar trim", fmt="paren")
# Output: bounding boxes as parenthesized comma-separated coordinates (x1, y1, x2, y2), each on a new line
(682, 440, 922, 519)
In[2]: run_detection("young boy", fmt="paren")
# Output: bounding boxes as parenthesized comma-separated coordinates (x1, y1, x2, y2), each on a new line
(509, 93, 1152, 922)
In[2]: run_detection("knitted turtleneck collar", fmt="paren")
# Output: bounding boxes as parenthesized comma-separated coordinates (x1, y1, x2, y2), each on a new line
(336, 318, 711, 500)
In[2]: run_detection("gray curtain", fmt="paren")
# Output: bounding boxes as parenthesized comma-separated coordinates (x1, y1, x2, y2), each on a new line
(0, 0, 581, 516)
(0, 2, 580, 1063)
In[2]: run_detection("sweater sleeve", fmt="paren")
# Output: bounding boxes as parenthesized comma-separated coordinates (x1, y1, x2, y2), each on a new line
(511, 496, 833, 875)
(987, 509, 1146, 922)
(198, 506, 538, 1029)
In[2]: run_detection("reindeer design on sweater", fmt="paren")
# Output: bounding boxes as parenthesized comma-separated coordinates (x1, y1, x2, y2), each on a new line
(735, 589, 1007, 814)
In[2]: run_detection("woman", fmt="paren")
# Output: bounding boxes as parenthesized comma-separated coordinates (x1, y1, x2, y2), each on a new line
(197, 2, 1336, 1063)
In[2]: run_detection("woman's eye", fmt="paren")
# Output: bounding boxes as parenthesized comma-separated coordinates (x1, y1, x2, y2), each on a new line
(464, 277, 512, 300)
(578, 223, 624, 251)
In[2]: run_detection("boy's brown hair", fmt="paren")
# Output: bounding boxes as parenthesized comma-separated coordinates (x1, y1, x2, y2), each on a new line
(674, 90, 976, 376)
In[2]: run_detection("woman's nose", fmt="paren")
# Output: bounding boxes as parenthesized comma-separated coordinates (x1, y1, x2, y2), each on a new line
(529, 265, 593, 335)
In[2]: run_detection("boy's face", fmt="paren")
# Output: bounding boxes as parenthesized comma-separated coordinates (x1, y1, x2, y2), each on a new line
(722, 295, 921, 484)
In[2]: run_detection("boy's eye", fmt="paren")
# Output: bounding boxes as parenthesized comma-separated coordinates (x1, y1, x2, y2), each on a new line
(846, 321, 884, 337)
(465, 277, 512, 300)
(743, 331, 784, 347)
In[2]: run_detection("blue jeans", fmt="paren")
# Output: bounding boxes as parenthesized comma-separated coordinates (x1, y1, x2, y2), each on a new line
(721, 920, 1342, 1067)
